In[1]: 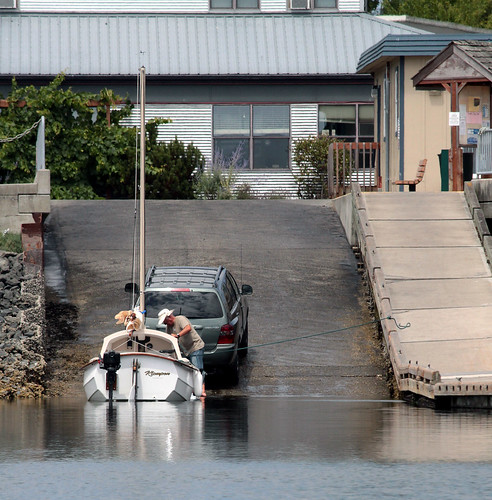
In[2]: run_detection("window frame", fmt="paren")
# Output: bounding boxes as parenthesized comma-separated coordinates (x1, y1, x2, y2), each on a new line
(318, 103, 374, 143)
(213, 104, 291, 170)
(210, 0, 259, 9)
(312, 0, 337, 9)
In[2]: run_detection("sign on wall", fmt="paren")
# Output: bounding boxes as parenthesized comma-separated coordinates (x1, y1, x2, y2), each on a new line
(458, 88, 491, 145)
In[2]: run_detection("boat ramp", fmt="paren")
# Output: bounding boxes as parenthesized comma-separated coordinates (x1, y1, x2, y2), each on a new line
(334, 181, 492, 409)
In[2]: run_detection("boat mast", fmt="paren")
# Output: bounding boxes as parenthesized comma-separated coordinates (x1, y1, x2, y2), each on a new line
(139, 66, 146, 315)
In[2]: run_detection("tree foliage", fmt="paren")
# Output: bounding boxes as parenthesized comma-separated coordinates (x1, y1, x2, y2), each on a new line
(293, 135, 351, 199)
(0, 74, 204, 200)
(379, 0, 492, 29)
(146, 127, 204, 200)
(0, 74, 136, 199)
(367, 0, 381, 13)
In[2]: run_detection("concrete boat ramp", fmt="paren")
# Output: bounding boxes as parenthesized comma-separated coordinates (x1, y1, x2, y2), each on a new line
(335, 183, 492, 408)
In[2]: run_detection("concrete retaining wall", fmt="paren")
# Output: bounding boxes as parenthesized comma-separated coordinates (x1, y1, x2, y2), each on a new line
(0, 170, 50, 235)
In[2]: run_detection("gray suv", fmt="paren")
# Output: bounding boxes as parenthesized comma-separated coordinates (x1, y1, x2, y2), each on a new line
(132, 266, 252, 384)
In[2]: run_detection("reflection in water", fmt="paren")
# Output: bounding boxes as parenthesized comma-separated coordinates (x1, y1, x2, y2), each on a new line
(2, 397, 492, 464)
(379, 404, 492, 462)
(3, 398, 492, 498)
(85, 400, 206, 461)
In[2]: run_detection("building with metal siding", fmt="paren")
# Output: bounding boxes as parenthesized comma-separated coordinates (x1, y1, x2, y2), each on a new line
(357, 33, 492, 193)
(0, 14, 425, 77)
(10, 0, 365, 13)
(0, 11, 429, 197)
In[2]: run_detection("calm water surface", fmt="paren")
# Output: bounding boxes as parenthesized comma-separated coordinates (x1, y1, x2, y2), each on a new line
(1, 397, 492, 499)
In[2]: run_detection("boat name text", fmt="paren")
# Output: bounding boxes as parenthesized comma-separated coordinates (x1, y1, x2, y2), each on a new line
(145, 370, 171, 377)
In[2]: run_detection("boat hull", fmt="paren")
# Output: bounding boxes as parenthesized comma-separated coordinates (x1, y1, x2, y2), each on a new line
(83, 353, 202, 402)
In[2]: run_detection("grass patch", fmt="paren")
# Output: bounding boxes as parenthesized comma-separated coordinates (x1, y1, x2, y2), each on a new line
(0, 231, 22, 253)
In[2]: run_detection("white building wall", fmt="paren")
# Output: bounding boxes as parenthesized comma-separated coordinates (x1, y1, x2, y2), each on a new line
(17, 0, 364, 12)
(122, 104, 213, 160)
(120, 102, 320, 199)
(290, 103, 319, 175)
(339, 0, 364, 11)
(17, 1, 209, 12)
(261, 0, 287, 11)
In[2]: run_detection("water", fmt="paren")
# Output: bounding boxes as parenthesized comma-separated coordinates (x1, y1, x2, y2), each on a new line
(2, 397, 492, 499)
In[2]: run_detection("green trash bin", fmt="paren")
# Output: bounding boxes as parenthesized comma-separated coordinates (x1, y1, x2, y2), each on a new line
(438, 150, 449, 191)
(463, 152, 474, 182)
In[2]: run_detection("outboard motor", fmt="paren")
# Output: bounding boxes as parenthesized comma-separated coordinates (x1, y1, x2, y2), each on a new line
(101, 351, 121, 401)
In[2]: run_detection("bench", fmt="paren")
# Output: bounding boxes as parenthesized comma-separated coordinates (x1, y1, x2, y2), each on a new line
(393, 159, 427, 191)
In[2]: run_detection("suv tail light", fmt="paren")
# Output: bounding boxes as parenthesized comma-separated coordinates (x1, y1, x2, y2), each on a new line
(218, 324, 235, 344)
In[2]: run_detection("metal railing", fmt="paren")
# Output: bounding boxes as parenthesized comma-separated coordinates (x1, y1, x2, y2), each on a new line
(476, 128, 492, 175)
(327, 142, 380, 198)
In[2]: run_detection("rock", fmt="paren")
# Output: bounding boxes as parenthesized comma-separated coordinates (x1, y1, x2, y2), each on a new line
(0, 252, 46, 399)
(0, 257, 9, 273)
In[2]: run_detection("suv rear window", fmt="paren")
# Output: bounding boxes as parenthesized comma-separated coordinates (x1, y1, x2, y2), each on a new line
(145, 291, 223, 319)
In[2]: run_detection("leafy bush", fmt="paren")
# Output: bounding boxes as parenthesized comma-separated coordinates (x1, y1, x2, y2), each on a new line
(146, 132, 205, 200)
(235, 184, 255, 199)
(194, 145, 247, 200)
(293, 135, 350, 199)
(0, 74, 135, 200)
(0, 75, 207, 200)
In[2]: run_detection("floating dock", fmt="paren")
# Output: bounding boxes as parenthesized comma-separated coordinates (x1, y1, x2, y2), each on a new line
(336, 183, 492, 408)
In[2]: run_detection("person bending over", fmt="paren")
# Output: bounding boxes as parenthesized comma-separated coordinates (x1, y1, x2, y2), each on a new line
(158, 308, 206, 398)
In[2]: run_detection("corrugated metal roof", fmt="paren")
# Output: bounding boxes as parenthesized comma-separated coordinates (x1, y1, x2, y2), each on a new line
(0, 13, 427, 78)
(357, 34, 492, 73)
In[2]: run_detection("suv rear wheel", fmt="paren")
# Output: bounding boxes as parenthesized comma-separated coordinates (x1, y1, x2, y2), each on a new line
(225, 354, 239, 385)
(239, 323, 248, 359)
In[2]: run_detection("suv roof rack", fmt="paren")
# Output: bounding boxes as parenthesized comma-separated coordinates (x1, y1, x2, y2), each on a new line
(145, 266, 225, 289)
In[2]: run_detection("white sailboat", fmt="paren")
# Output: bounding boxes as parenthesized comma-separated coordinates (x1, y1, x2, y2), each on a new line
(83, 67, 203, 402)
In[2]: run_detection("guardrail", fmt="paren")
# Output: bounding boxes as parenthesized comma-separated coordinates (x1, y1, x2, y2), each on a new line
(476, 128, 492, 175)
(327, 142, 380, 198)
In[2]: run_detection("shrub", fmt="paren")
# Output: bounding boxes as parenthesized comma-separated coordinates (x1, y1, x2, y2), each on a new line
(0, 230, 22, 253)
(235, 184, 255, 199)
(293, 135, 350, 199)
(194, 145, 247, 200)
(146, 134, 205, 200)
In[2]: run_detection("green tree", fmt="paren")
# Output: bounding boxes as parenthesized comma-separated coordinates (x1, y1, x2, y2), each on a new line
(0, 75, 203, 200)
(145, 128, 205, 200)
(380, 0, 492, 29)
(0, 74, 136, 199)
(367, 0, 381, 13)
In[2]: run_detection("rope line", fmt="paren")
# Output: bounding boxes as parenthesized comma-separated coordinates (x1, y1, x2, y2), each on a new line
(0, 117, 43, 143)
(237, 315, 404, 352)
(106, 315, 410, 356)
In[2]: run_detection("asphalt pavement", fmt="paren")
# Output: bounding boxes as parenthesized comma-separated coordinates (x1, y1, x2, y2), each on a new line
(45, 199, 390, 399)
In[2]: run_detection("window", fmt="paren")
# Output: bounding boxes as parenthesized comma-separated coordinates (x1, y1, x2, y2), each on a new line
(358, 105, 375, 139)
(224, 275, 239, 310)
(313, 0, 336, 7)
(213, 105, 290, 169)
(318, 104, 374, 142)
(210, 0, 258, 8)
(145, 291, 223, 319)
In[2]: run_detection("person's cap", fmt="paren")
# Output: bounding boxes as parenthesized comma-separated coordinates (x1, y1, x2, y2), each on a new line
(157, 308, 174, 325)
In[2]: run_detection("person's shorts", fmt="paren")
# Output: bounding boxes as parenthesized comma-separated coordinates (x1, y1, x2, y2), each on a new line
(188, 348, 205, 376)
